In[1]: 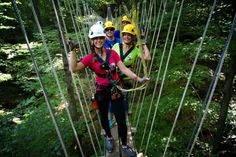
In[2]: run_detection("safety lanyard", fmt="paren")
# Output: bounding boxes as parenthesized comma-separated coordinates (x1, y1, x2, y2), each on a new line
(119, 43, 135, 62)
(93, 49, 113, 82)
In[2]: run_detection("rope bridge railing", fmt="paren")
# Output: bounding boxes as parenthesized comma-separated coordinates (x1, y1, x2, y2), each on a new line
(11, 0, 236, 156)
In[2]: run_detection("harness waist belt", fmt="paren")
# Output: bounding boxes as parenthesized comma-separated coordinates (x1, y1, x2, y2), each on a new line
(95, 83, 111, 90)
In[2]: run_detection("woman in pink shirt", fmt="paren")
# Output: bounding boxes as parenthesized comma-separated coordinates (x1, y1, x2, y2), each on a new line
(69, 23, 148, 157)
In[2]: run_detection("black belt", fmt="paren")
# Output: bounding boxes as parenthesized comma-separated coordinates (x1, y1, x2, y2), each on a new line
(95, 83, 111, 90)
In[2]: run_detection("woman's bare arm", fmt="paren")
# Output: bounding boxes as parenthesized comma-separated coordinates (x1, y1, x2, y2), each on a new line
(69, 50, 85, 73)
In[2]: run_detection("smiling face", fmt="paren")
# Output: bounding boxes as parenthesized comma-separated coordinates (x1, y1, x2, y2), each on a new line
(92, 36, 105, 49)
(105, 27, 115, 38)
(122, 33, 134, 45)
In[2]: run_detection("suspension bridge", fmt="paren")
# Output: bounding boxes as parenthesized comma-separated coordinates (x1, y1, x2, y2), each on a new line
(10, 0, 236, 156)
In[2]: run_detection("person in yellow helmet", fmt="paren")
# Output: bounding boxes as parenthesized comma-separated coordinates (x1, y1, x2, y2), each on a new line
(121, 15, 131, 27)
(104, 21, 121, 49)
(114, 15, 132, 38)
(112, 23, 151, 116)
(69, 23, 149, 156)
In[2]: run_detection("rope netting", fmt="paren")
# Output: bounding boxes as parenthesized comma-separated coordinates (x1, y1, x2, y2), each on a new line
(11, 0, 236, 156)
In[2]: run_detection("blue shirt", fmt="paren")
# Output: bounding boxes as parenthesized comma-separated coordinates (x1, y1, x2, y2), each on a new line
(114, 30, 121, 38)
(104, 37, 121, 49)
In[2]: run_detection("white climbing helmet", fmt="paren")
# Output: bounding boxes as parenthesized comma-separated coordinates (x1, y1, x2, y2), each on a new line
(96, 21, 104, 26)
(88, 24, 106, 39)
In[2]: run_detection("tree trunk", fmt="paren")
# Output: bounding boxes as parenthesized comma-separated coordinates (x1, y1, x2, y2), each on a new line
(53, 0, 79, 121)
(212, 38, 236, 153)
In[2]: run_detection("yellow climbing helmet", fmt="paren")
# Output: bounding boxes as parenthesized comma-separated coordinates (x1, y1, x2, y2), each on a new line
(121, 15, 131, 23)
(104, 21, 115, 30)
(122, 24, 136, 35)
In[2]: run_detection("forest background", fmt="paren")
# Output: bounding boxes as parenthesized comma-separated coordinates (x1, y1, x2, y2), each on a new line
(0, 0, 236, 157)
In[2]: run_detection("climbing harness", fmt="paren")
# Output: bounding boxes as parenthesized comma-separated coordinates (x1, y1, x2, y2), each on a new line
(119, 43, 135, 62)
(92, 49, 123, 101)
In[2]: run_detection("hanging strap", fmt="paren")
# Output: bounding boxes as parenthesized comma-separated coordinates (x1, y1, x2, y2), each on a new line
(94, 49, 111, 68)
(119, 43, 135, 62)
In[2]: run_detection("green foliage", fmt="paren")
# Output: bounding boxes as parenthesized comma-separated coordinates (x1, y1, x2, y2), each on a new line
(1, 0, 235, 156)
(0, 104, 87, 157)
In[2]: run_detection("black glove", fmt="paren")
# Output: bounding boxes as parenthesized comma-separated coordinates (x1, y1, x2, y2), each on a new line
(66, 39, 79, 51)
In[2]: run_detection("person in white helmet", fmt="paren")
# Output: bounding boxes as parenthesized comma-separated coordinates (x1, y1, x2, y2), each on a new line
(69, 23, 149, 157)
(96, 20, 104, 26)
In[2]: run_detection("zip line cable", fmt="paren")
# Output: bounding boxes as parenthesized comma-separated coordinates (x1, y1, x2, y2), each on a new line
(130, 59, 143, 114)
(75, 74, 103, 153)
(29, 1, 85, 156)
(51, 0, 99, 156)
(153, 0, 157, 26)
(185, 13, 236, 157)
(11, 0, 69, 156)
(160, 0, 218, 156)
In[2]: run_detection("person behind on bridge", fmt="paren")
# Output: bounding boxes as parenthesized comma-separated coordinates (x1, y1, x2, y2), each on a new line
(69, 23, 149, 157)
(114, 15, 131, 38)
(104, 21, 121, 49)
(112, 23, 151, 116)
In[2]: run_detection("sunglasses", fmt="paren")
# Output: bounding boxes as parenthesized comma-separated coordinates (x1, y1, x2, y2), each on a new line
(105, 28, 115, 32)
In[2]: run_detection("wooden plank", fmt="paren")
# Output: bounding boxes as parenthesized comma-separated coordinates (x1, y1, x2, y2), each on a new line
(105, 124, 135, 157)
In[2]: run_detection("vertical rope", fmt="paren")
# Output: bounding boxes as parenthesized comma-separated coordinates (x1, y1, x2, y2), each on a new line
(139, 0, 168, 150)
(144, 0, 183, 153)
(64, 0, 94, 94)
(138, 0, 164, 150)
(11, 1, 69, 156)
(163, 0, 217, 156)
(58, 2, 102, 153)
(29, 0, 85, 156)
(185, 12, 236, 157)
(51, 0, 99, 156)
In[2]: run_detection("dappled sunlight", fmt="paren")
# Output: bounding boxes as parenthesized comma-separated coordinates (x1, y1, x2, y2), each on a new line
(0, 73, 12, 82)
